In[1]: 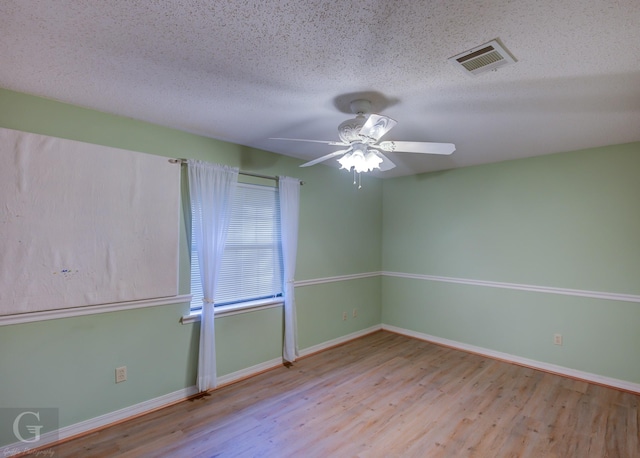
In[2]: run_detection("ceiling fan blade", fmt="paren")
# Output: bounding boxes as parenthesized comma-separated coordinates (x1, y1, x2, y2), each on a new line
(377, 141, 455, 155)
(270, 137, 346, 146)
(299, 149, 351, 167)
(359, 114, 397, 142)
(370, 150, 396, 171)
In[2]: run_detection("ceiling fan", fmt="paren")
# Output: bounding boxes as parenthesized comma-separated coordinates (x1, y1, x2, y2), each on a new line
(271, 99, 455, 175)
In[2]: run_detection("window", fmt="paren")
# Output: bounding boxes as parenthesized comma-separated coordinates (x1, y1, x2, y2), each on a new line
(190, 182, 283, 311)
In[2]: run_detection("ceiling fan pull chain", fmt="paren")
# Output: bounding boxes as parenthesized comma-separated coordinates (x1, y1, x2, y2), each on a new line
(358, 172, 362, 189)
(353, 169, 356, 185)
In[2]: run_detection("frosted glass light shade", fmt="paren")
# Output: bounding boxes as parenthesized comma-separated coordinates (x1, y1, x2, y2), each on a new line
(337, 144, 382, 173)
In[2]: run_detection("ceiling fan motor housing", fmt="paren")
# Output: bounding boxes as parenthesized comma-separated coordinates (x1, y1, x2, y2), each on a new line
(337, 99, 373, 143)
(338, 116, 366, 143)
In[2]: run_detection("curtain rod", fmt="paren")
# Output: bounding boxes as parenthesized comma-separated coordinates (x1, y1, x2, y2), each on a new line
(169, 158, 304, 185)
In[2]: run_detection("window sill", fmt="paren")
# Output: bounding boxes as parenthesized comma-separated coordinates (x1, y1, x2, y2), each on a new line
(181, 298, 284, 324)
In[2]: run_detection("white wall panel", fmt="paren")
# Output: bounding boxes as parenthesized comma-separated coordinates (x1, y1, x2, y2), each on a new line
(0, 127, 180, 315)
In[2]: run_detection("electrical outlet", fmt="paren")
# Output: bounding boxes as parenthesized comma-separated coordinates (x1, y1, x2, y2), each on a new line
(553, 334, 563, 346)
(352, 308, 357, 318)
(115, 366, 127, 383)
(342, 311, 347, 321)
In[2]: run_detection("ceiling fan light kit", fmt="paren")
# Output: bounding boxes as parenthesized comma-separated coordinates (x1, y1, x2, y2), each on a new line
(337, 145, 382, 173)
(270, 98, 455, 187)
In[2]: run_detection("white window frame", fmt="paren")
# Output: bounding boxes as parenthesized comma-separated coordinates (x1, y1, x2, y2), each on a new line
(185, 182, 284, 322)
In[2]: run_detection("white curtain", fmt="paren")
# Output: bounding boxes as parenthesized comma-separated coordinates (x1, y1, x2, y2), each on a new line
(188, 160, 238, 392)
(279, 176, 301, 362)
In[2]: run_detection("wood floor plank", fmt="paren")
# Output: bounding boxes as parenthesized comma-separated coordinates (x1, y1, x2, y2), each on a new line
(45, 331, 640, 457)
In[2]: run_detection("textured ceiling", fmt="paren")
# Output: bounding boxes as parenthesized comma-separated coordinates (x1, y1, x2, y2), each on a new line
(1, 0, 639, 177)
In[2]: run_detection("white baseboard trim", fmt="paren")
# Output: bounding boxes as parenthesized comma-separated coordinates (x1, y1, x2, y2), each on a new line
(299, 324, 383, 357)
(217, 357, 284, 387)
(383, 324, 640, 395)
(216, 325, 383, 386)
(0, 385, 199, 456)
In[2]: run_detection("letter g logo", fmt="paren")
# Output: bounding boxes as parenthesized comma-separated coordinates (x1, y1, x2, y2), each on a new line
(12, 411, 43, 443)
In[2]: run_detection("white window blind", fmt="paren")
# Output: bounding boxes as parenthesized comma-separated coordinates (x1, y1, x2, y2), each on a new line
(191, 183, 283, 309)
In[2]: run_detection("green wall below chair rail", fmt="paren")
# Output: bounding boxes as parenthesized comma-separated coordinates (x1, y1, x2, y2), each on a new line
(296, 276, 383, 350)
(381, 276, 640, 383)
(0, 303, 197, 429)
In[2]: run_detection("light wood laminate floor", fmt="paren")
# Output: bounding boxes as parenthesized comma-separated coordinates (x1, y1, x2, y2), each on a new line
(48, 331, 639, 457)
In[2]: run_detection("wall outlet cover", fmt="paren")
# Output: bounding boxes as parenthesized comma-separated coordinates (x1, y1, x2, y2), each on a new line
(116, 366, 127, 383)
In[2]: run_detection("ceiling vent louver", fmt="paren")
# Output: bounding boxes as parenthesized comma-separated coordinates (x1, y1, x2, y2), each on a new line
(449, 39, 516, 76)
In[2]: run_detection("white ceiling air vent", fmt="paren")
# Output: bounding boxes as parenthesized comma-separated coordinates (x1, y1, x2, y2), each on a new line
(449, 39, 516, 76)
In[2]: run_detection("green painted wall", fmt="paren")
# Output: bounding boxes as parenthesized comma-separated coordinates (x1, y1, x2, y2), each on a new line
(296, 276, 382, 350)
(0, 88, 382, 439)
(382, 143, 640, 383)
